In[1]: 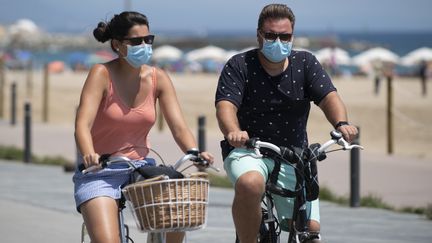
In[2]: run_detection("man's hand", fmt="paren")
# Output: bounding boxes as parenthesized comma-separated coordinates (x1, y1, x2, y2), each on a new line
(337, 124, 358, 143)
(226, 131, 250, 147)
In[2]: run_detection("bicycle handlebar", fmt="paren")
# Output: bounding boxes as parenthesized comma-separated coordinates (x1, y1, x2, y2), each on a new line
(80, 151, 219, 174)
(245, 130, 364, 162)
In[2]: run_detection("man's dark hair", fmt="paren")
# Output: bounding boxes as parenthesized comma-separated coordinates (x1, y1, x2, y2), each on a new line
(257, 4, 295, 31)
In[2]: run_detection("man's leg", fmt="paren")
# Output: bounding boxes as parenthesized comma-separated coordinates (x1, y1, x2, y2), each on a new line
(232, 171, 265, 243)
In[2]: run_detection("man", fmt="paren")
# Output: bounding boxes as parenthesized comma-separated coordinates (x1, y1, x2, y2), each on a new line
(215, 4, 358, 243)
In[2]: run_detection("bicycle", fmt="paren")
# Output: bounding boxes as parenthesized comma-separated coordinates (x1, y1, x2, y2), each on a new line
(236, 130, 363, 243)
(78, 148, 219, 243)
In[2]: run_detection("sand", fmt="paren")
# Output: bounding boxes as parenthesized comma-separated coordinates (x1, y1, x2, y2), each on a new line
(1, 69, 431, 160)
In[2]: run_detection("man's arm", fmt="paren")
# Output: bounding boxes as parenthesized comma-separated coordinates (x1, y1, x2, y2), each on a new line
(318, 91, 358, 142)
(216, 100, 249, 147)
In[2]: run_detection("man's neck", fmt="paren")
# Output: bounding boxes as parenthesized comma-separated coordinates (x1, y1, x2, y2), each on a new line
(258, 52, 289, 77)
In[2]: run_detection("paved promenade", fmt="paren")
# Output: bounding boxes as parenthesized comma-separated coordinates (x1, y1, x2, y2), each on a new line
(1, 121, 432, 242)
(1, 121, 431, 208)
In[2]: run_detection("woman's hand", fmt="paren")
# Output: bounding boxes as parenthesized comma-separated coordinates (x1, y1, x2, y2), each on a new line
(199, 151, 214, 165)
(82, 153, 100, 169)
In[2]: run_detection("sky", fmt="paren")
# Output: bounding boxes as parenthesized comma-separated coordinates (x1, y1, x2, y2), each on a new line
(0, 0, 431, 35)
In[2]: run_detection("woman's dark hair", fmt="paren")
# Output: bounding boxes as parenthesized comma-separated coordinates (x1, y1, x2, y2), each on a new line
(93, 11, 149, 51)
(257, 4, 295, 31)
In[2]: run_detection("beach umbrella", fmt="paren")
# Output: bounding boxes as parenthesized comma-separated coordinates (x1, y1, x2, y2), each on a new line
(352, 47, 399, 66)
(185, 45, 227, 62)
(315, 47, 351, 65)
(400, 47, 432, 66)
(152, 45, 183, 62)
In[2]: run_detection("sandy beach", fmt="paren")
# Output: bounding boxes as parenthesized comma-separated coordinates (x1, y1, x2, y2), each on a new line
(2, 69, 431, 160)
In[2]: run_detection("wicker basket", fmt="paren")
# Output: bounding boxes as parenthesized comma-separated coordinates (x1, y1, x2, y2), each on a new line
(122, 172, 209, 232)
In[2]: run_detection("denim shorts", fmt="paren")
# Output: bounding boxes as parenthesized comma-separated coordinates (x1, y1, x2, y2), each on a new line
(72, 159, 155, 212)
(224, 148, 320, 231)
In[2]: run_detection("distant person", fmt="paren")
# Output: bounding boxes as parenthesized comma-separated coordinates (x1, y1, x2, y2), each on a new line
(372, 60, 383, 95)
(329, 46, 338, 76)
(215, 3, 358, 243)
(72, 11, 214, 243)
(419, 60, 428, 96)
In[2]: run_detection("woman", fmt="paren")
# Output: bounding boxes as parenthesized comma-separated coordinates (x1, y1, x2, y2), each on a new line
(73, 11, 214, 243)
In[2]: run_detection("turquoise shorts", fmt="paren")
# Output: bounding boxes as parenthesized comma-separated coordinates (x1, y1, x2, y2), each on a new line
(224, 148, 320, 231)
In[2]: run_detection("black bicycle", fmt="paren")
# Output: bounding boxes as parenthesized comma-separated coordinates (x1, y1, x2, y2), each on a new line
(237, 130, 363, 243)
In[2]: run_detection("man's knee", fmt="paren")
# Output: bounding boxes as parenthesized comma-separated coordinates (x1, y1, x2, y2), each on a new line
(308, 220, 320, 232)
(234, 171, 265, 201)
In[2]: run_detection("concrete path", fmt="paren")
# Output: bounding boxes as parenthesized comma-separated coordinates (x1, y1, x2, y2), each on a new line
(1, 121, 431, 208)
(1, 160, 432, 243)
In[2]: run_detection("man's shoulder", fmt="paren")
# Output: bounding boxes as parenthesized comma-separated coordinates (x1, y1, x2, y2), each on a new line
(230, 48, 258, 61)
(291, 49, 315, 59)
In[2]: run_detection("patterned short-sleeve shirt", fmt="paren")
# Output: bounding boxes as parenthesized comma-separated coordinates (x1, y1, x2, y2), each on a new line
(215, 49, 336, 148)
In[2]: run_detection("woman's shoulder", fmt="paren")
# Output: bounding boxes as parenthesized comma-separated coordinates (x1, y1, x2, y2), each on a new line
(88, 63, 110, 78)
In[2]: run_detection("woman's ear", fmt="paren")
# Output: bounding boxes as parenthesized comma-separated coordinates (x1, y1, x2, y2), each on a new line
(111, 39, 124, 56)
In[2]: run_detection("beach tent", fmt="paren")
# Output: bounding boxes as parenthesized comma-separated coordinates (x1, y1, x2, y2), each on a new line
(400, 47, 432, 66)
(152, 45, 183, 62)
(352, 47, 399, 66)
(224, 50, 240, 62)
(185, 45, 227, 62)
(315, 47, 351, 65)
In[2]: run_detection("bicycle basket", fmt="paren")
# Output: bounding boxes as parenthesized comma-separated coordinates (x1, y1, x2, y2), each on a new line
(122, 172, 209, 232)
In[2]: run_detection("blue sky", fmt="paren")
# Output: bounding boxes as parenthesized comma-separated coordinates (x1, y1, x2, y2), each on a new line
(0, 0, 431, 35)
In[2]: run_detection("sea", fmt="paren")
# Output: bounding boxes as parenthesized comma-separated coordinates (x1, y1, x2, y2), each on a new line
(10, 31, 432, 74)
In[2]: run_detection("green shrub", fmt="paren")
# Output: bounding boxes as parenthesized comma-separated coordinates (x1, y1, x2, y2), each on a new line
(360, 194, 393, 210)
(207, 172, 233, 188)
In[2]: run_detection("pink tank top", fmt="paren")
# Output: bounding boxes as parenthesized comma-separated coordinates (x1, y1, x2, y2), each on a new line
(90, 68, 157, 160)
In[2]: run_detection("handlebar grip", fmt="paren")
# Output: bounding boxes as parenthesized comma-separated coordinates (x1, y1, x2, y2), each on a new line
(245, 138, 259, 149)
(78, 154, 111, 172)
(78, 163, 85, 172)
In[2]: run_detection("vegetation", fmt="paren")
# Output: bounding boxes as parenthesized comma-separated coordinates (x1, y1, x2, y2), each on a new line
(1, 145, 430, 220)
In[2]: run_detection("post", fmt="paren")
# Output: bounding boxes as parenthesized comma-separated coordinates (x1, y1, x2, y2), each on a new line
(24, 102, 32, 163)
(26, 59, 33, 99)
(198, 116, 206, 152)
(42, 63, 49, 123)
(386, 74, 393, 154)
(350, 126, 360, 207)
(0, 56, 5, 118)
(11, 82, 17, 126)
(157, 105, 164, 131)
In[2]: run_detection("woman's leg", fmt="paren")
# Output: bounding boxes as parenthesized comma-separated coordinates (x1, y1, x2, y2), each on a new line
(80, 196, 121, 243)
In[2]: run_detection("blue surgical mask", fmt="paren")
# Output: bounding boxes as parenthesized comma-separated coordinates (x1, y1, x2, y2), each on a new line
(261, 40, 292, 63)
(124, 44, 153, 68)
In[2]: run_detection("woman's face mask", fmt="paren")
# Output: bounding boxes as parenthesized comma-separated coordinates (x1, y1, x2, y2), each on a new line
(124, 44, 153, 68)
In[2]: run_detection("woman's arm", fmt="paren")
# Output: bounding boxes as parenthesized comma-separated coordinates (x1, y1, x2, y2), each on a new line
(155, 68, 214, 162)
(75, 64, 109, 167)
